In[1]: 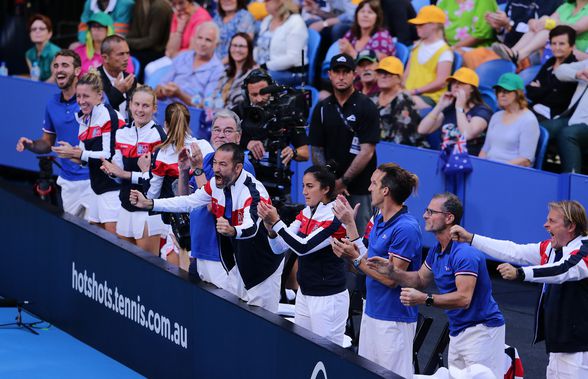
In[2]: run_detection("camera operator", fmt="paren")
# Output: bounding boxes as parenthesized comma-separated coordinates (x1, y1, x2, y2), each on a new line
(232, 69, 309, 202)
(16, 50, 93, 219)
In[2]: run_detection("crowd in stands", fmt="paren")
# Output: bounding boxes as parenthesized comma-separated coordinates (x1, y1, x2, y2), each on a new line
(12, 0, 588, 377)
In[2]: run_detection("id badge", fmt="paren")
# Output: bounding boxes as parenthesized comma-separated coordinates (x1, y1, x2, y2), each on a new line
(349, 136, 360, 155)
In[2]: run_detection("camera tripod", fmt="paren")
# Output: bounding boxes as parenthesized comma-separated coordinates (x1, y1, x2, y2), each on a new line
(0, 301, 43, 335)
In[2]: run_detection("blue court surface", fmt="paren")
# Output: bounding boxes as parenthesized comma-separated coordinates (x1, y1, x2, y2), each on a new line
(0, 307, 142, 378)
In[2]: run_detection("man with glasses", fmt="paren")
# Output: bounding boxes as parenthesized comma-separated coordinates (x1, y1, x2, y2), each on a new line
(177, 109, 255, 289)
(367, 192, 505, 378)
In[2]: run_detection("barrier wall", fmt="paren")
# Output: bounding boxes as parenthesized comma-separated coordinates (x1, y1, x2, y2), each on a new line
(3, 77, 588, 247)
(0, 180, 394, 379)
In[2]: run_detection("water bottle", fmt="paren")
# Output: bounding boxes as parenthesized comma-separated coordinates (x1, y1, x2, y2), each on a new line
(30, 62, 41, 81)
(0, 62, 8, 77)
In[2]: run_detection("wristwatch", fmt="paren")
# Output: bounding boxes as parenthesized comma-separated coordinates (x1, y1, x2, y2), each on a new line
(352, 256, 362, 269)
(191, 168, 204, 177)
(425, 294, 434, 307)
(516, 267, 526, 281)
(456, 107, 465, 114)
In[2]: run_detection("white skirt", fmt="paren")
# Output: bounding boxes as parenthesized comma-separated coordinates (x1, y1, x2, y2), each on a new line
(87, 190, 120, 224)
(116, 208, 167, 239)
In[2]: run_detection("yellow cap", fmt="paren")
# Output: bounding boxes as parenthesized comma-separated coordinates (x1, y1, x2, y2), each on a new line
(248, 2, 268, 21)
(377, 56, 404, 76)
(408, 5, 447, 25)
(446, 67, 479, 88)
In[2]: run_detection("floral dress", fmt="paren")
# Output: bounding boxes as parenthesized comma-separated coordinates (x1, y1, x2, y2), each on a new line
(437, 0, 498, 47)
(371, 92, 427, 147)
(213, 9, 255, 60)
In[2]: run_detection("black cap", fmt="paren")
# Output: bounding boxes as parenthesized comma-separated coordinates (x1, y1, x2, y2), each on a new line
(356, 49, 378, 64)
(330, 53, 356, 71)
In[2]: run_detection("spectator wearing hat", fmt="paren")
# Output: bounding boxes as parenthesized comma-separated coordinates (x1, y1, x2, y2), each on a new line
(25, 14, 61, 82)
(480, 73, 540, 167)
(404, 5, 454, 109)
(77, 0, 134, 43)
(418, 67, 493, 156)
(371, 56, 425, 147)
(355, 49, 380, 97)
(527, 25, 578, 121)
(310, 53, 380, 234)
(74, 13, 135, 76)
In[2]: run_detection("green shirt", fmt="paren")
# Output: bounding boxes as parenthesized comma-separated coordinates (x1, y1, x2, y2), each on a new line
(438, 0, 498, 47)
(557, 2, 588, 52)
(25, 41, 61, 81)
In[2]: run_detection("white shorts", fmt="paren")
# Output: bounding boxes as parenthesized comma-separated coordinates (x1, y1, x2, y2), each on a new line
(196, 258, 228, 289)
(87, 190, 120, 224)
(547, 351, 588, 379)
(358, 313, 416, 378)
(448, 323, 506, 379)
(225, 260, 284, 314)
(116, 208, 167, 239)
(295, 289, 349, 346)
(57, 177, 92, 220)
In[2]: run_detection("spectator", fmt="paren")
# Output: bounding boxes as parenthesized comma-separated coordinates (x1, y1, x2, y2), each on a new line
(155, 22, 223, 107)
(258, 165, 349, 347)
(527, 25, 578, 121)
(130, 143, 285, 314)
(418, 67, 493, 156)
(16, 50, 92, 219)
(437, 0, 498, 49)
(354, 49, 379, 96)
(543, 57, 588, 173)
(100, 86, 167, 255)
(143, 0, 212, 78)
(450, 200, 588, 379)
(52, 71, 124, 235)
(77, 0, 134, 43)
(97, 35, 137, 121)
(368, 192, 506, 379)
(331, 164, 422, 378)
(255, 0, 309, 86)
(25, 14, 60, 82)
(216, 32, 256, 109)
(492, 0, 588, 64)
(310, 53, 380, 234)
(303, 0, 355, 41)
(339, 0, 395, 60)
(404, 5, 453, 109)
(213, 0, 255, 62)
(480, 73, 540, 166)
(372, 56, 425, 146)
(485, 0, 563, 48)
(74, 13, 135, 76)
(126, 0, 173, 82)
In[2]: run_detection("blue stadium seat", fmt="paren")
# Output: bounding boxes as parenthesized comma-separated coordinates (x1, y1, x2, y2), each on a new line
(395, 42, 410, 66)
(480, 88, 499, 112)
(411, 0, 430, 13)
(452, 51, 463, 72)
(534, 126, 550, 170)
(518, 65, 541, 86)
(475, 59, 516, 90)
(145, 65, 172, 88)
(297, 85, 319, 125)
(321, 41, 341, 80)
(131, 56, 140, 77)
(307, 29, 321, 84)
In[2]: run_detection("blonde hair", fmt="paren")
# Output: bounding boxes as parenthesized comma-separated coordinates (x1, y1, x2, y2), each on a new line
(548, 201, 588, 236)
(157, 102, 192, 153)
(77, 69, 103, 93)
(131, 85, 157, 108)
(276, 0, 299, 20)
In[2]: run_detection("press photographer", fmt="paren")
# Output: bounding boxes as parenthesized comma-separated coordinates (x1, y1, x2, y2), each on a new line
(233, 69, 309, 203)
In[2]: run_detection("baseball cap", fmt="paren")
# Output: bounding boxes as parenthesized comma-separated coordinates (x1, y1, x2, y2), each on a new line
(493, 72, 524, 91)
(447, 67, 479, 87)
(356, 50, 378, 64)
(408, 5, 447, 25)
(87, 12, 114, 28)
(376, 56, 404, 76)
(330, 53, 356, 71)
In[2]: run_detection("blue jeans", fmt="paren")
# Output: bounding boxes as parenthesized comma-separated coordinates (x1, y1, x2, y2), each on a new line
(542, 118, 588, 173)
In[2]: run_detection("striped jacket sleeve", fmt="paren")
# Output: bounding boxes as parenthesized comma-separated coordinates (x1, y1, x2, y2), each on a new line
(522, 246, 588, 284)
(267, 219, 302, 255)
(272, 218, 342, 256)
(472, 235, 543, 266)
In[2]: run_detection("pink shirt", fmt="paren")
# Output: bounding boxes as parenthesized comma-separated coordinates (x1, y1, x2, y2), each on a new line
(170, 7, 212, 51)
(343, 29, 396, 57)
(74, 45, 135, 76)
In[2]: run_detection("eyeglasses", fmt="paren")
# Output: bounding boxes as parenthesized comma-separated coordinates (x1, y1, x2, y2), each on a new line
(212, 128, 237, 136)
(30, 27, 48, 32)
(424, 208, 449, 216)
(230, 44, 248, 49)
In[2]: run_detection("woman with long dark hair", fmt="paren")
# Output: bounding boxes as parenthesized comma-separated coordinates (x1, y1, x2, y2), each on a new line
(216, 32, 256, 108)
(258, 164, 349, 346)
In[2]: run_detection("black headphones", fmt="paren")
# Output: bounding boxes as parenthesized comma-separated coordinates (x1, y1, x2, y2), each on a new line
(242, 69, 274, 103)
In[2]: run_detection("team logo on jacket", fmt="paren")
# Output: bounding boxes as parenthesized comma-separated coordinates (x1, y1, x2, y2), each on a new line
(90, 128, 102, 138)
(137, 143, 150, 155)
(237, 210, 244, 225)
